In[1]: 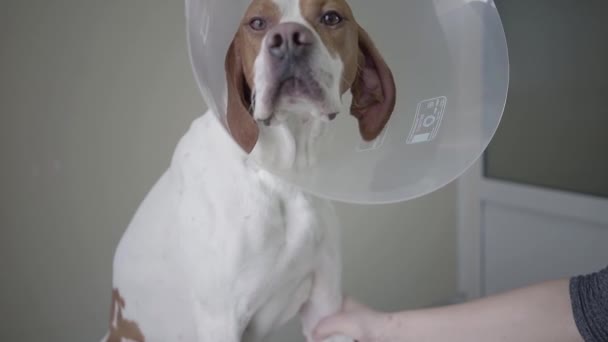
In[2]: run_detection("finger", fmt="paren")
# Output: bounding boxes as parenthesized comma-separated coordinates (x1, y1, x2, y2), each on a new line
(313, 314, 362, 342)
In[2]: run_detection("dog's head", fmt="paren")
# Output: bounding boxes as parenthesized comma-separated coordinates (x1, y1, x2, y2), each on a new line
(225, 0, 396, 155)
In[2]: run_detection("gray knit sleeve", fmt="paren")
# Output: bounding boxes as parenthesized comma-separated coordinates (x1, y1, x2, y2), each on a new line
(570, 266, 608, 342)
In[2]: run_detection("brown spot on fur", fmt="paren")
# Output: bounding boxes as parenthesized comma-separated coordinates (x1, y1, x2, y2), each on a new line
(105, 289, 145, 342)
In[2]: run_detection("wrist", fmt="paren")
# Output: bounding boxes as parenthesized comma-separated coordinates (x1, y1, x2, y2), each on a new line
(378, 311, 420, 341)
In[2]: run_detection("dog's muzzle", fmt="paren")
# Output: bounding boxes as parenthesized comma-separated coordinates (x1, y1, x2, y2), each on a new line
(266, 22, 319, 94)
(267, 22, 313, 62)
(257, 22, 330, 126)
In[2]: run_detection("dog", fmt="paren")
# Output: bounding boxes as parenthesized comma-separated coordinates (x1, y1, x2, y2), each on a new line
(102, 0, 395, 341)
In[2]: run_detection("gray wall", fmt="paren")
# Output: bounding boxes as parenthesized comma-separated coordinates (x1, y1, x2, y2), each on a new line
(487, 0, 608, 197)
(0, 1, 458, 341)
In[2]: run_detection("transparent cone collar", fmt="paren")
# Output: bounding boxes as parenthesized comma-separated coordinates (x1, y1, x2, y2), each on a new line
(186, 0, 509, 204)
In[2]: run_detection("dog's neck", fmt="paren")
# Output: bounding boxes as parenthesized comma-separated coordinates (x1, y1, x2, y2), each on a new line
(250, 112, 328, 171)
(248, 91, 354, 171)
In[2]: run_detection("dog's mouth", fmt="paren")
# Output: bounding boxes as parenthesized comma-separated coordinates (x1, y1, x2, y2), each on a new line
(255, 65, 339, 126)
(278, 77, 307, 96)
(275, 74, 323, 100)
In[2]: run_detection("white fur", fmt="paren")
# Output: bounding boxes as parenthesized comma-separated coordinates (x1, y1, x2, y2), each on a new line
(104, 1, 355, 341)
(250, 0, 346, 170)
(106, 112, 351, 342)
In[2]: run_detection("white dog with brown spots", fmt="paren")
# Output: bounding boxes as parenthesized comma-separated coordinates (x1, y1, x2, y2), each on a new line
(102, 0, 395, 341)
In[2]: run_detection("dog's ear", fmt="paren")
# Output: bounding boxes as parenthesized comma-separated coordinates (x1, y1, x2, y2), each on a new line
(225, 35, 259, 153)
(350, 25, 396, 141)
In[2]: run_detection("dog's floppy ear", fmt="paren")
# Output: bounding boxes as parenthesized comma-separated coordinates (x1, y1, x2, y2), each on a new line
(225, 35, 259, 153)
(350, 25, 396, 141)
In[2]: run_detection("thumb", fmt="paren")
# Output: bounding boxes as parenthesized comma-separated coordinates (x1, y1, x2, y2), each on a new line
(313, 313, 362, 342)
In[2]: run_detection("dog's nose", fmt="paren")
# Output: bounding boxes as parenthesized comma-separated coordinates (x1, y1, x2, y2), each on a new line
(267, 23, 313, 59)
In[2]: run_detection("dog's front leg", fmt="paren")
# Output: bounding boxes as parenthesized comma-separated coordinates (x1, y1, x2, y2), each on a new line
(299, 246, 354, 342)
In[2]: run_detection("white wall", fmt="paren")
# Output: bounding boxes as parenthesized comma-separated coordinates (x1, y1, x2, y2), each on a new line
(0, 1, 458, 341)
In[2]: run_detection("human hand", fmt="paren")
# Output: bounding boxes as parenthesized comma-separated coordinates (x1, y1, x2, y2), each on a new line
(314, 298, 398, 342)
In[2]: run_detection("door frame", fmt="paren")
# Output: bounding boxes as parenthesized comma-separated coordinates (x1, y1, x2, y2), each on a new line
(456, 158, 608, 300)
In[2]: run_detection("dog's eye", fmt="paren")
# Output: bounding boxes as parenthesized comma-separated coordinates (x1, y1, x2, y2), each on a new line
(321, 11, 343, 26)
(249, 17, 267, 31)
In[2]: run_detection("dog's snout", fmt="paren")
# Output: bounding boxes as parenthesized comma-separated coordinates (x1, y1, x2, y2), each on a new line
(267, 23, 313, 59)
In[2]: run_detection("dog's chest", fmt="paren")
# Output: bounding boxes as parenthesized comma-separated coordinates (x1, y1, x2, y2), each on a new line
(111, 113, 337, 340)
(173, 113, 332, 305)
(178, 114, 327, 256)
